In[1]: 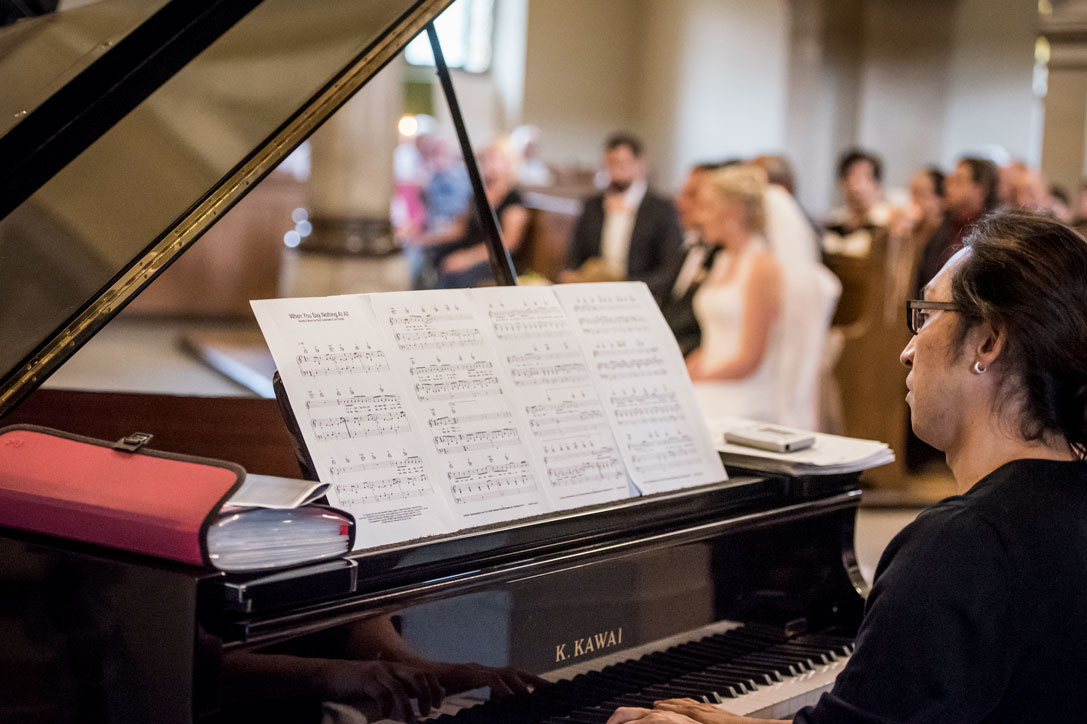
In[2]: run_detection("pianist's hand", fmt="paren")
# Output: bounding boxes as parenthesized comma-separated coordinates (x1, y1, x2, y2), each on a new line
(426, 661, 547, 698)
(606, 707, 702, 724)
(654, 698, 787, 724)
(322, 659, 444, 723)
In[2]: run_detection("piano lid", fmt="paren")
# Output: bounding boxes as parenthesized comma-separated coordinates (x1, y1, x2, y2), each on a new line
(0, 0, 451, 419)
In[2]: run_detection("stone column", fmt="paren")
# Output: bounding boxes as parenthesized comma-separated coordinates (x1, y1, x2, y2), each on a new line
(279, 60, 410, 296)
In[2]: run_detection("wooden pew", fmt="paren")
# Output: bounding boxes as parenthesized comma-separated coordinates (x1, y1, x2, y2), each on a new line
(824, 230, 914, 488)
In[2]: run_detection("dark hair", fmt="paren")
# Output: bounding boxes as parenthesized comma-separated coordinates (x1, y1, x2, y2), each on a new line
(1051, 184, 1070, 206)
(837, 148, 882, 182)
(957, 157, 999, 212)
(925, 166, 945, 197)
(604, 132, 643, 158)
(951, 211, 1087, 456)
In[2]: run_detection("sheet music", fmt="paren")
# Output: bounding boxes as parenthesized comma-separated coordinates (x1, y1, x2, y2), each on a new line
(552, 282, 726, 494)
(250, 296, 454, 547)
(470, 286, 631, 508)
(367, 290, 551, 526)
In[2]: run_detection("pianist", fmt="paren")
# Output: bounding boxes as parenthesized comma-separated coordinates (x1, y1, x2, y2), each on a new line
(608, 211, 1087, 723)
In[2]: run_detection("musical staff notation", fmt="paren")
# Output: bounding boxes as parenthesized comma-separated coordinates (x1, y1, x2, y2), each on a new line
(448, 460, 536, 504)
(310, 411, 410, 441)
(527, 403, 607, 439)
(410, 360, 494, 382)
(629, 435, 701, 474)
(306, 393, 402, 414)
(609, 389, 685, 426)
(484, 302, 573, 341)
(509, 362, 588, 386)
(569, 293, 641, 313)
(298, 350, 390, 377)
(507, 349, 580, 365)
(332, 456, 433, 504)
(330, 455, 424, 476)
(388, 311, 473, 326)
(336, 473, 431, 504)
(428, 410, 514, 432)
(492, 317, 568, 338)
(255, 281, 727, 536)
(547, 458, 625, 485)
(597, 355, 666, 380)
(394, 327, 483, 350)
(434, 427, 520, 454)
(414, 377, 502, 401)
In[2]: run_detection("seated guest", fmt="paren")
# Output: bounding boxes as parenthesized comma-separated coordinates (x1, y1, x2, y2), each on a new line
(609, 211, 1087, 724)
(684, 165, 783, 422)
(822, 148, 891, 258)
(509, 124, 554, 187)
(1049, 184, 1073, 224)
(1010, 165, 1049, 213)
(657, 161, 730, 356)
(887, 166, 946, 305)
(914, 156, 998, 294)
(561, 132, 683, 294)
(432, 141, 528, 288)
(398, 133, 472, 290)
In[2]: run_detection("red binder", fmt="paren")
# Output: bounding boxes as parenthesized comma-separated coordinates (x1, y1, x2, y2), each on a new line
(0, 424, 245, 567)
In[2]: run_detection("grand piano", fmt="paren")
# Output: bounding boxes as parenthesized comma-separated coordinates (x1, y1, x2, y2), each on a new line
(0, 2, 868, 722)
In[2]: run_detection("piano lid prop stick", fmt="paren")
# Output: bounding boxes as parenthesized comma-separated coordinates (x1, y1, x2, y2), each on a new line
(425, 21, 518, 287)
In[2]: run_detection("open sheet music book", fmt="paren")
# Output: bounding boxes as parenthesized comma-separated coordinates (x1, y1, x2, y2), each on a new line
(252, 282, 726, 550)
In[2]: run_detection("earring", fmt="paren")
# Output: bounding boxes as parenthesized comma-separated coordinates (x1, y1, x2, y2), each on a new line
(973, 361, 987, 374)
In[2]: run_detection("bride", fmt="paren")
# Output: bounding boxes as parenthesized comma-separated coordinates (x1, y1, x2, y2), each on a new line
(684, 164, 784, 422)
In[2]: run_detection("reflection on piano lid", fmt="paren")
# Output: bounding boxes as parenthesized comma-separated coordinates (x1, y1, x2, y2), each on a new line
(0, 2, 868, 723)
(0, 0, 453, 417)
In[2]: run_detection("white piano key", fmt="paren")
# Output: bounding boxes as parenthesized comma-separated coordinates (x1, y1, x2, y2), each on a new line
(714, 654, 850, 718)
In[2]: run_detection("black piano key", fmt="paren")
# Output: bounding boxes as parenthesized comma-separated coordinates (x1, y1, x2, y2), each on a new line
(602, 693, 657, 708)
(672, 669, 756, 691)
(771, 643, 836, 662)
(733, 652, 813, 673)
(574, 705, 631, 723)
(679, 667, 765, 689)
(689, 638, 767, 660)
(654, 647, 724, 667)
(640, 682, 719, 699)
(560, 708, 613, 721)
(712, 663, 781, 683)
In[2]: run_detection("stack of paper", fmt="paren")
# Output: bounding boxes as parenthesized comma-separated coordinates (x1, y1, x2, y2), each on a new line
(707, 417, 895, 476)
(207, 474, 351, 572)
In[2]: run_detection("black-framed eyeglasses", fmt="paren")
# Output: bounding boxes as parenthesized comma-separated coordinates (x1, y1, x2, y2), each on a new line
(906, 300, 959, 334)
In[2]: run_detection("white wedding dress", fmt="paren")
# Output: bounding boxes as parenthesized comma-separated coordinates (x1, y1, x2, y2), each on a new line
(691, 240, 782, 423)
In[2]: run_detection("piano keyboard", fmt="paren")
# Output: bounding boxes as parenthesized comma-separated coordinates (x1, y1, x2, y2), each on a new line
(419, 621, 853, 724)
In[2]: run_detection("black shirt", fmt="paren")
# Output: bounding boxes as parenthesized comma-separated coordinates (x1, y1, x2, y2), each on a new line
(431, 189, 525, 265)
(796, 459, 1087, 723)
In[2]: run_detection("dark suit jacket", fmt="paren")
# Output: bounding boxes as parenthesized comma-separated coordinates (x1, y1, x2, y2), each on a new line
(566, 189, 683, 297)
(655, 241, 722, 356)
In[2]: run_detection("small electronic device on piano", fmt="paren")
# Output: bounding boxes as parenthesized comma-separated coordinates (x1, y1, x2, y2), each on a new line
(0, 2, 868, 723)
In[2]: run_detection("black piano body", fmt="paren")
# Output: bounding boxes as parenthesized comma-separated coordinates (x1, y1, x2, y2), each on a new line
(0, 2, 867, 722)
(1, 471, 864, 723)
